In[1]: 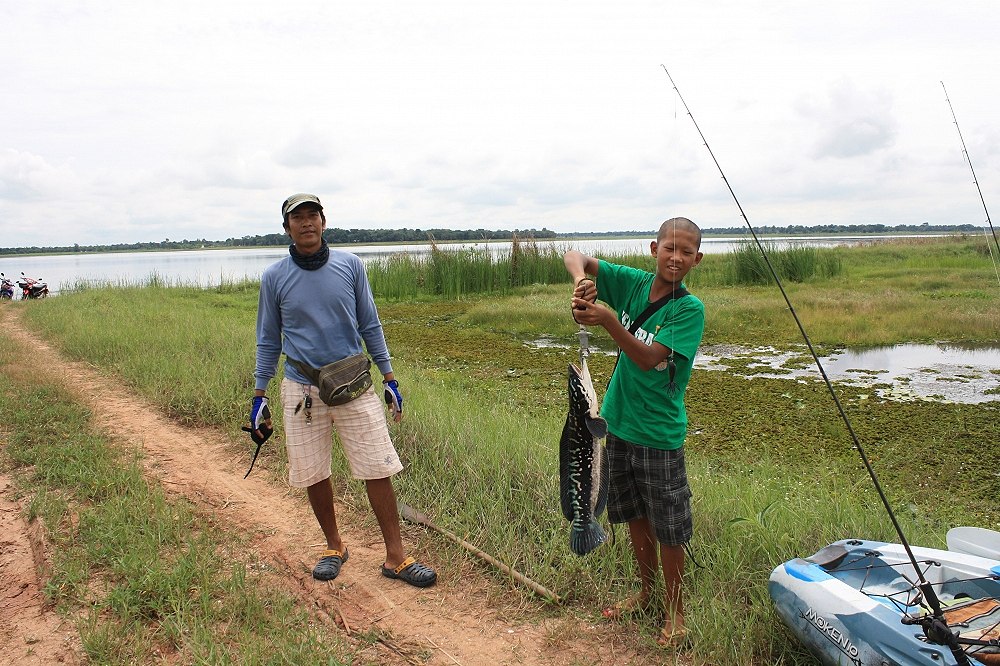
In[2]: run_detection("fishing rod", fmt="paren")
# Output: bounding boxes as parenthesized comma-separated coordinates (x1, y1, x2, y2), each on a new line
(941, 81, 1000, 283)
(661, 66, 971, 663)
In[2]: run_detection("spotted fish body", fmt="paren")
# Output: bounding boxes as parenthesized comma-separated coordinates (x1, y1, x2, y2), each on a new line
(560, 361, 609, 556)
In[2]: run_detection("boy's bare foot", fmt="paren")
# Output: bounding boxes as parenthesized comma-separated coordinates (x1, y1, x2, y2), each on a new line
(601, 593, 651, 619)
(657, 623, 689, 648)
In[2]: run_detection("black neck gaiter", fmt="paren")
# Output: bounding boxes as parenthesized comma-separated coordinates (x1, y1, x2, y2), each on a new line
(289, 239, 330, 270)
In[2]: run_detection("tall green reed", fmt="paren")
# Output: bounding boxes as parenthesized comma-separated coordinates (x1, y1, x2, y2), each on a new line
(365, 237, 572, 301)
(720, 241, 843, 286)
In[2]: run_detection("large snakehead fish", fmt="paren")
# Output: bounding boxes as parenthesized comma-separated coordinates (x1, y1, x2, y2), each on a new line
(560, 327, 609, 556)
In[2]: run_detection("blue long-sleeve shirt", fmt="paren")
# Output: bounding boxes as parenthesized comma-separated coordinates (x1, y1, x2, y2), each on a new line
(254, 250, 392, 392)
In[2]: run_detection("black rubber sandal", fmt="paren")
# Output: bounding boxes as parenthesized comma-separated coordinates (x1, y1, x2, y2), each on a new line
(381, 556, 437, 588)
(313, 548, 349, 581)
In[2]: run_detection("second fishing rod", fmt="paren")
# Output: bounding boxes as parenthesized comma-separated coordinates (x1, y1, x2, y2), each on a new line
(659, 64, 958, 638)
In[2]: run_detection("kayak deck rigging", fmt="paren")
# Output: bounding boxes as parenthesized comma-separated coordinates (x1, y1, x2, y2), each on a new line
(776, 539, 1000, 664)
(823, 552, 998, 614)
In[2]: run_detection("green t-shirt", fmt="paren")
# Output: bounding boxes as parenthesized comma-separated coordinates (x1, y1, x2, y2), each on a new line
(597, 260, 705, 450)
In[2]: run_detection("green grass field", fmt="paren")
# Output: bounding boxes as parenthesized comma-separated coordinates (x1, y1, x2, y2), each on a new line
(2, 235, 998, 664)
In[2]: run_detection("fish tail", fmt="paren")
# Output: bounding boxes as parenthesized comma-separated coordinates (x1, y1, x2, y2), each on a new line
(570, 518, 608, 556)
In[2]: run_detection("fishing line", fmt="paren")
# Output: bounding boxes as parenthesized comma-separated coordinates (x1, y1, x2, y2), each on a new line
(941, 81, 1000, 286)
(660, 65, 961, 637)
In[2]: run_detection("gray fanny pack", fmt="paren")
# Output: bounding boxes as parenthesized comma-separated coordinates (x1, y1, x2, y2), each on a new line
(290, 353, 373, 406)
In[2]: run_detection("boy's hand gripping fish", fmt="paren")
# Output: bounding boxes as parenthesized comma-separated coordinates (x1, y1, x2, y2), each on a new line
(559, 326, 609, 556)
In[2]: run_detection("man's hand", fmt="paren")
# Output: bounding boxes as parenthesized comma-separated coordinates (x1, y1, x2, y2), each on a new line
(241, 396, 273, 445)
(383, 380, 403, 422)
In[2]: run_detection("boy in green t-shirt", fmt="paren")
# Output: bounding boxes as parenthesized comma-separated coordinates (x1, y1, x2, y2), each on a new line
(563, 217, 705, 648)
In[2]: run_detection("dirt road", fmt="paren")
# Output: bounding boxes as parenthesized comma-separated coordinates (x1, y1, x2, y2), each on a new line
(1, 309, 660, 666)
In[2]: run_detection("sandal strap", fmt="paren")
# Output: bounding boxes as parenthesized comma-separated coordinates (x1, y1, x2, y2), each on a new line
(392, 556, 416, 574)
(321, 548, 345, 559)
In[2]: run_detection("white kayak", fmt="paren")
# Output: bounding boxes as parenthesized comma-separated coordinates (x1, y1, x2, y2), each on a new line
(949, 528, 1000, 560)
(770, 537, 1000, 665)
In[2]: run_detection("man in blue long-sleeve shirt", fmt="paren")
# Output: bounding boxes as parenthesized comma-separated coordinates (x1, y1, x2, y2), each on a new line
(250, 193, 436, 588)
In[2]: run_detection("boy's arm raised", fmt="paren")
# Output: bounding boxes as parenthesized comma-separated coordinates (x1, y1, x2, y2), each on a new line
(563, 250, 599, 284)
(570, 297, 672, 371)
(564, 249, 670, 371)
(564, 250, 599, 303)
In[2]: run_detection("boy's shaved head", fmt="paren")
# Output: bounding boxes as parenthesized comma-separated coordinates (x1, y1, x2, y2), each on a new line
(658, 217, 702, 249)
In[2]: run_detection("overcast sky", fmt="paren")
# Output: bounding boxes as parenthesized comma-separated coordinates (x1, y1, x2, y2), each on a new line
(2, 1, 997, 247)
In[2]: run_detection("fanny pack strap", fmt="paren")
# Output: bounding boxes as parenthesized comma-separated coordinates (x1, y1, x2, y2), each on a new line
(287, 354, 373, 406)
(288, 358, 321, 385)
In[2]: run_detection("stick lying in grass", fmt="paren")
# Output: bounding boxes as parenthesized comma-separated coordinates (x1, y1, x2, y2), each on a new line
(398, 502, 562, 605)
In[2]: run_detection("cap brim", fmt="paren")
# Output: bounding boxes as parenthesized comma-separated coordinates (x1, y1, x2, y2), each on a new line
(282, 193, 323, 218)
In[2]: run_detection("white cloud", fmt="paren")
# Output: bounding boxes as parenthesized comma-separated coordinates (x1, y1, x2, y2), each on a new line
(799, 81, 899, 159)
(0, 149, 83, 201)
(1, 0, 998, 247)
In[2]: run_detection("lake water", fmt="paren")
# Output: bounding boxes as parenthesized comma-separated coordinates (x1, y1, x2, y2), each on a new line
(528, 340, 1000, 404)
(696, 343, 1000, 404)
(4, 235, 995, 403)
(0, 234, 931, 295)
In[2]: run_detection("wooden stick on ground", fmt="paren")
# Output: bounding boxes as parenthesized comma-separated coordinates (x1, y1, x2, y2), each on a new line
(398, 502, 562, 605)
(424, 635, 463, 666)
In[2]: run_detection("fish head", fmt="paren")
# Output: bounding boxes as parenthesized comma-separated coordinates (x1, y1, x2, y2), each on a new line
(568, 363, 605, 431)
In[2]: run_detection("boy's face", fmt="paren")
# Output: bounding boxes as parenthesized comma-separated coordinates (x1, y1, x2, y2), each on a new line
(650, 227, 703, 285)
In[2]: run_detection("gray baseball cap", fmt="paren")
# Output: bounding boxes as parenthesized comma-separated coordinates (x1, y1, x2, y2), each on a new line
(281, 193, 323, 220)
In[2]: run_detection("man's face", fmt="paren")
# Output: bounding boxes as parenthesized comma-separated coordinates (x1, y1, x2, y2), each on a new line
(285, 205, 325, 253)
(650, 227, 703, 285)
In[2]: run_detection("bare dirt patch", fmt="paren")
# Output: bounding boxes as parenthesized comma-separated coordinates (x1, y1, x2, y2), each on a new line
(0, 474, 81, 666)
(0, 309, 672, 666)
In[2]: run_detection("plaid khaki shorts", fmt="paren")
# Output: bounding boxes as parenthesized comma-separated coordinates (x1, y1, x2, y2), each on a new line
(280, 378, 403, 486)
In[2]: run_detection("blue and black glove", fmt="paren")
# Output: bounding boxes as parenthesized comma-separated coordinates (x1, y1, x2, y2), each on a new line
(243, 396, 273, 444)
(242, 396, 273, 478)
(383, 380, 403, 419)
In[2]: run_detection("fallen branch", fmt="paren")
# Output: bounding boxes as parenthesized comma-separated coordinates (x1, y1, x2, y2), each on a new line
(424, 635, 463, 665)
(398, 502, 562, 605)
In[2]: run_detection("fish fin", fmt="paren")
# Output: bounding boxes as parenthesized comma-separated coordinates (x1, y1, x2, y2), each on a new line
(570, 519, 608, 556)
(585, 415, 608, 438)
(558, 419, 575, 521)
(593, 449, 609, 518)
(559, 490, 574, 522)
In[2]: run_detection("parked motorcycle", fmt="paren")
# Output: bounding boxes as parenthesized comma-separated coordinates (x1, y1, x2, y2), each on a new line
(0, 273, 13, 300)
(17, 272, 49, 299)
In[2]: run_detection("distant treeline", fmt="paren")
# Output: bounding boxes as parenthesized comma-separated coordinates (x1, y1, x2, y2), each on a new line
(0, 228, 557, 256)
(0, 223, 983, 256)
(704, 223, 984, 236)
